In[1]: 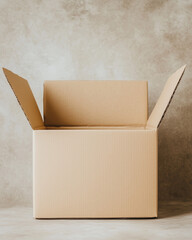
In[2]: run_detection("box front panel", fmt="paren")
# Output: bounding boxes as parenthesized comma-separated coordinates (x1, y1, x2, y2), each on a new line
(33, 129, 157, 218)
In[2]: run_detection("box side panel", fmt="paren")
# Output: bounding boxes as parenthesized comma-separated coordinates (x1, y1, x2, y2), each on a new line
(44, 81, 148, 126)
(33, 129, 157, 218)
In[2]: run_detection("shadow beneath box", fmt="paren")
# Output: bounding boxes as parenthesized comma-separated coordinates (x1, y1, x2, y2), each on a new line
(158, 201, 192, 218)
(34, 202, 192, 220)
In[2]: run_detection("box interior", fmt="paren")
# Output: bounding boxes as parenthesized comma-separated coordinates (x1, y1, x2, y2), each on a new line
(41, 126, 147, 130)
(43, 80, 148, 127)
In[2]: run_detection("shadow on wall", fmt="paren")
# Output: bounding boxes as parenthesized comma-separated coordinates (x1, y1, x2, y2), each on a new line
(158, 201, 192, 219)
(158, 102, 192, 201)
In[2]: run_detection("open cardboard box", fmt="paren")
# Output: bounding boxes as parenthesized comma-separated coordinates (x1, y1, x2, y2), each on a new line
(3, 65, 186, 218)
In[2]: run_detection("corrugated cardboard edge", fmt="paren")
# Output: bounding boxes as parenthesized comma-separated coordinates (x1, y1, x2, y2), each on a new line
(3, 68, 44, 130)
(147, 65, 186, 128)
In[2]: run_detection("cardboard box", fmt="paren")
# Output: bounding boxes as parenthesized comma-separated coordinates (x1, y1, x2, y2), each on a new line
(3, 65, 186, 218)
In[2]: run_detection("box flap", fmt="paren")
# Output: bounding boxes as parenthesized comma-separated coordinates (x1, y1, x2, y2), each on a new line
(147, 65, 186, 128)
(3, 68, 44, 130)
(44, 80, 148, 126)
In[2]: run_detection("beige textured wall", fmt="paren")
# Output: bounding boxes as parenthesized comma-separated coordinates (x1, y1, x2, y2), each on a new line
(0, 0, 192, 206)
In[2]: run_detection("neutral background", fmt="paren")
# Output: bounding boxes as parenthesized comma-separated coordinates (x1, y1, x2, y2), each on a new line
(0, 0, 191, 206)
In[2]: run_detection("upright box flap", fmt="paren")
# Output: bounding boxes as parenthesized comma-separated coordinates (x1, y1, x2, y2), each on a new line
(3, 68, 44, 130)
(147, 65, 186, 128)
(44, 80, 148, 126)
